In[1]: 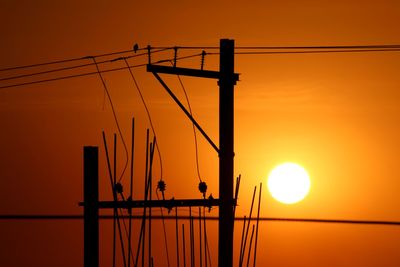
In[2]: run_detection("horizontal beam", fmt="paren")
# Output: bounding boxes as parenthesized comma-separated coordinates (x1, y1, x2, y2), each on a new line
(147, 64, 239, 81)
(79, 198, 223, 209)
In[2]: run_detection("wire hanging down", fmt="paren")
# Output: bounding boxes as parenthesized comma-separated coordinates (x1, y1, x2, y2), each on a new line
(93, 58, 129, 183)
(122, 58, 164, 181)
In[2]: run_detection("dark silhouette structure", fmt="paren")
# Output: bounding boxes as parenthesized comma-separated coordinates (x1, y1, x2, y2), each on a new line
(82, 39, 239, 267)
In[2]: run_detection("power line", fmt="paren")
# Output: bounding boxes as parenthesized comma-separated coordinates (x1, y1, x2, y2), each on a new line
(0, 47, 171, 73)
(201, 48, 400, 56)
(0, 49, 133, 72)
(234, 48, 400, 55)
(1, 214, 400, 226)
(2, 44, 400, 73)
(174, 64, 204, 184)
(235, 45, 400, 50)
(139, 44, 400, 50)
(0, 49, 170, 82)
(123, 58, 164, 181)
(0, 65, 141, 89)
(93, 58, 129, 183)
(0, 53, 203, 90)
(2, 47, 400, 90)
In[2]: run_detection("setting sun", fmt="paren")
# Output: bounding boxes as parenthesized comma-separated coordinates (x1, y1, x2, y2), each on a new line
(267, 163, 311, 204)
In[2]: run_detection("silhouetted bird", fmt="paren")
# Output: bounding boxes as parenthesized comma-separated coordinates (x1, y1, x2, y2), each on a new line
(133, 43, 139, 53)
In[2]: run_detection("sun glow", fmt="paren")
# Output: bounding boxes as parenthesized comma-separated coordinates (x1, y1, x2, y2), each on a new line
(267, 162, 311, 204)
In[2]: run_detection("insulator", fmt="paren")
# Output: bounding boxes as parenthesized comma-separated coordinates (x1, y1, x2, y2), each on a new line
(114, 182, 123, 194)
(157, 180, 166, 192)
(198, 181, 208, 199)
(198, 181, 207, 194)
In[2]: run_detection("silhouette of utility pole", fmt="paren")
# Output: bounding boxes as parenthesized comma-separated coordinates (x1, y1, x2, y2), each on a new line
(82, 39, 239, 267)
(83, 147, 99, 267)
(147, 39, 238, 267)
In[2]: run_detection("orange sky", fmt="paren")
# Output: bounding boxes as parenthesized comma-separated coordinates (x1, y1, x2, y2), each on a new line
(1, 1, 400, 266)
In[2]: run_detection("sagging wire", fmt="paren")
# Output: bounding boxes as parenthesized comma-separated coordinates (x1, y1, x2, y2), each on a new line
(170, 52, 208, 198)
(175, 68, 203, 183)
(93, 58, 129, 183)
(122, 58, 164, 182)
(123, 56, 170, 262)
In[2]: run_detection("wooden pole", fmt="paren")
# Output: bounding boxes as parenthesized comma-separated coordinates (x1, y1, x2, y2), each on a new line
(83, 146, 99, 267)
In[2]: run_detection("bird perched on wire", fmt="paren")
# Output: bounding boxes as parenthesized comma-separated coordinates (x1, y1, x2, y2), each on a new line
(133, 43, 139, 53)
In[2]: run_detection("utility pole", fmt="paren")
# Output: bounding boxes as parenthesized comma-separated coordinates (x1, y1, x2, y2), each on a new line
(81, 39, 238, 267)
(147, 39, 238, 267)
(83, 146, 99, 267)
(218, 39, 235, 267)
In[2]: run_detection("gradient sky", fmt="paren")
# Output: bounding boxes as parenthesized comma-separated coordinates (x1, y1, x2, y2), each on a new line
(1, 1, 400, 266)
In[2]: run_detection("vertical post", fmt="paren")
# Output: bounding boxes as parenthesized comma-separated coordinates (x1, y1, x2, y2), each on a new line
(84, 146, 99, 267)
(218, 39, 235, 267)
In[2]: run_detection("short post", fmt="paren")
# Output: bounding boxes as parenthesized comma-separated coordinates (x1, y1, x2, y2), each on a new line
(83, 146, 99, 267)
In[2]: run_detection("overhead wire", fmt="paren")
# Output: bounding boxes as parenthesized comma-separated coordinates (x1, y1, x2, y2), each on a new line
(0, 48, 169, 83)
(0, 49, 134, 72)
(151, 45, 393, 50)
(147, 44, 400, 50)
(171, 60, 203, 183)
(234, 44, 400, 50)
(234, 48, 400, 55)
(93, 58, 129, 183)
(2, 48, 400, 90)
(0, 61, 96, 82)
(3, 214, 400, 226)
(122, 57, 163, 181)
(0, 53, 203, 90)
(0, 47, 171, 72)
(0, 64, 145, 89)
(1, 44, 400, 73)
